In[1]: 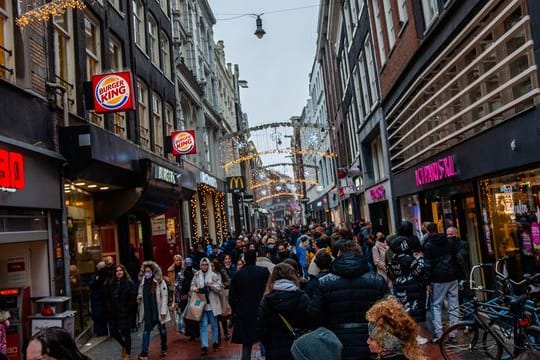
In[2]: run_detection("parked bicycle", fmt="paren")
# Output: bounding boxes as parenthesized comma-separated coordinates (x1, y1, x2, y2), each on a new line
(439, 257, 540, 360)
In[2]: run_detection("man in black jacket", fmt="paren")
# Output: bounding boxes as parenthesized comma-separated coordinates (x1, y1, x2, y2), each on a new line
(423, 222, 461, 342)
(229, 250, 270, 360)
(316, 240, 388, 360)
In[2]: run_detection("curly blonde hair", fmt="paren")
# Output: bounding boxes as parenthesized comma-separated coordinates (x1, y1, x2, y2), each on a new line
(366, 297, 425, 360)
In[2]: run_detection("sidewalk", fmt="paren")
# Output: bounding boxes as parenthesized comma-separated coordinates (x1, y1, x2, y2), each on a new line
(83, 323, 442, 360)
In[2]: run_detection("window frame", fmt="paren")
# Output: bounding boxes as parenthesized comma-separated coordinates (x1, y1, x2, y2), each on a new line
(160, 31, 171, 79)
(0, 0, 14, 82)
(148, 14, 159, 66)
(137, 79, 150, 149)
(152, 92, 163, 155)
(53, 9, 76, 111)
(133, 0, 146, 52)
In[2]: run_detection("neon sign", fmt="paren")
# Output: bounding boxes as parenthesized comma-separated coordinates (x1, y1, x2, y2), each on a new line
(0, 149, 25, 192)
(415, 156, 456, 187)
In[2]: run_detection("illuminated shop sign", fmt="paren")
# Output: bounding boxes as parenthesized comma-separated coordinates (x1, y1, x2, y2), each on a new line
(369, 186, 386, 201)
(0, 149, 25, 192)
(171, 130, 197, 155)
(153, 164, 180, 185)
(92, 71, 136, 113)
(415, 156, 457, 187)
(200, 172, 218, 188)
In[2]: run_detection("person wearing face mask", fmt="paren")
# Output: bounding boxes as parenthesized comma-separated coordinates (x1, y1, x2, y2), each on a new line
(136, 261, 170, 360)
(190, 257, 223, 356)
(182, 258, 200, 342)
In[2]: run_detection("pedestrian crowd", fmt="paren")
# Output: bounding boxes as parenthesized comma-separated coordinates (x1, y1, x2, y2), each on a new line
(23, 219, 476, 360)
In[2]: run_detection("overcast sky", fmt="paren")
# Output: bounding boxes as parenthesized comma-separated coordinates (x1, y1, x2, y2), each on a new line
(208, 1, 320, 170)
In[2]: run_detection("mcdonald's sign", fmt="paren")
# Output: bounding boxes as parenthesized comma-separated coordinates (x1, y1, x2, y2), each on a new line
(227, 176, 245, 193)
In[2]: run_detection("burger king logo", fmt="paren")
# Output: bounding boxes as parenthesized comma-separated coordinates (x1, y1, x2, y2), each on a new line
(171, 130, 197, 155)
(92, 71, 135, 114)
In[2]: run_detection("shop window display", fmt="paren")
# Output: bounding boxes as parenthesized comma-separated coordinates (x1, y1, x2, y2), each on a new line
(480, 169, 540, 279)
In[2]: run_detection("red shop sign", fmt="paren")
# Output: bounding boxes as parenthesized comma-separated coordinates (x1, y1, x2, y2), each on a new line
(0, 149, 25, 192)
(92, 71, 136, 114)
(171, 130, 197, 155)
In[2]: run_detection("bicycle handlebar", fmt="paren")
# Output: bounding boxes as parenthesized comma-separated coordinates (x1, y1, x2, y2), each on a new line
(495, 256, 540, 286)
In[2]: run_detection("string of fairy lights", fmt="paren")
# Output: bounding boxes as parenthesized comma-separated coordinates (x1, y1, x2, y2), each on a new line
(251, 179, 318, 189)
(255, 192, 305, 203)
(16, 0, 85, 27)
(223, 149, 336, 169)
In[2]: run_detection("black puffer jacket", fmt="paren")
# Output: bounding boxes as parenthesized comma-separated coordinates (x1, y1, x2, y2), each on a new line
(390, 253, 427, 323)
(318, 253, 388, 360)
(423, 234, 460, 283)
(257, 289, 316, 360)
(104, 277, 138, 330)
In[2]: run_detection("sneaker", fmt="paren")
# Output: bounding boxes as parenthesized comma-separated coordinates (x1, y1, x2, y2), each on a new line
(213, 342, 219, 351)
(416, 335, 428, 345)
(138, 354, 148, 360)
(159, 350, 167, 357)
(201, 347, 208, 356)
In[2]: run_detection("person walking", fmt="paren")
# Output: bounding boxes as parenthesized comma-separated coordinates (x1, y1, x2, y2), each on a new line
(317, 239, 388, 360)
(423, 222, 461, 343)
(212, 259, 231, 341)
(372, 232, 391, 287)
(89, 261, 108, 336)
(169, 255, 185, 333)
(105, 264, 137, 360)
(190, 257, 223, 356)
(257, 263, 316, 360)
(230, 250, 270, 360)
(137, 261, 170, 360)
(366, 297, 425, 359)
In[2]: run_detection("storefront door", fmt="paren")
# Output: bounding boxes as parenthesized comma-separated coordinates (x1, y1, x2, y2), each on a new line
(368, 201, 390, 235)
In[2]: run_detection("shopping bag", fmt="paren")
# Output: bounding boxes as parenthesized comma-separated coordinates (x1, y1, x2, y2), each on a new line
(185, 293, 206, 321)
(220, 289, 232, 317)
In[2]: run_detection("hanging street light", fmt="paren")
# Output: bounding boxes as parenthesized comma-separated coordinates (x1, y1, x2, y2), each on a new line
(254, 15, 266, 39)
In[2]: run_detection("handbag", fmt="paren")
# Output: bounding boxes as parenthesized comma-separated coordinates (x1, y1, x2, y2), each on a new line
(277, 313, 309, 339)
(220, 289, 232, 317)
(185, 292, 206, 321)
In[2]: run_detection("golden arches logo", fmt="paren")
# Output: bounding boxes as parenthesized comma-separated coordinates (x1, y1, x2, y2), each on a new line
(227, 176, 245, 192)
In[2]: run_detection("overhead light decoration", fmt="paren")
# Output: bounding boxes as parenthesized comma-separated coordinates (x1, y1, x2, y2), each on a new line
(16, 0, 86, 27)
(254, 15, 266, 39)
(251, 179, 318, 189)
(222, 149, 336, 169)
(256, 192, 305, 203)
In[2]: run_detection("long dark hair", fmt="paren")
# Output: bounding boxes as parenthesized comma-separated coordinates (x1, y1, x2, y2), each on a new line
(29, 327, 91, 360)
(115, 264, 131, 281)
(265, 263, 299, 294)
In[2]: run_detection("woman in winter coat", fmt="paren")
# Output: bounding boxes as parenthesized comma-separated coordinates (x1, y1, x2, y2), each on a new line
(190, 257, 223, 356)
(169, 255, 185, 333)
(137, 261, 170, 360)
(182, 258, 199, 341)
(372, 232, 391, 287)
(257, 263, 317, 360)
(212, 259, 231, 340)
(105, 264, 137, 360)
(89, 261, 108, 336)
(366, 297, 424, 359)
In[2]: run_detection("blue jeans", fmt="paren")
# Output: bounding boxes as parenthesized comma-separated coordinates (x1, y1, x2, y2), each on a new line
(432, 280, 459, 338)
(177, 310, 183, 332)
(141, 322, 167, 354)
(200, 310, 219, 348)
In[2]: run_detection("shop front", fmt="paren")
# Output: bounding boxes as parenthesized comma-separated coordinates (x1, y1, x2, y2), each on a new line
(189, 171, 228, 245)
(0, 138, 65, 355)
(366, 181, 392, 235)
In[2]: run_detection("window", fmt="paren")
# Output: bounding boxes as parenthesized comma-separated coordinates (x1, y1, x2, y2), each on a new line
(152, 93, 163, 155)
(372, 0, 386, 65)
(353, 67, 365, 121)
(137, 79, 150, 149)
(371, 136, 385, 182)
(133, 0, 145, 51)
(359, 53, 371, 114)
(397, 0, 408, 26)
(109, 36, 125, 137)
(421, 0, 439, 29)
(85, 13, 103, 127)
(0, 0, 14, 81)
(158, 0, 169, 17)
(165, 103, 174, 159)
(53, 9, 76, 111)
(365, 35, 379, 106)
(148, 15, 159, 65)
(109, 0, 121, 12)
(382, 0, 395, 49)
(160, 31, 171, 78)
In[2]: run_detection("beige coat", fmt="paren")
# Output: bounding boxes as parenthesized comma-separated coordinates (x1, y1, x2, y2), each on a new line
(372, 241, 391, 286)
(190, 268, 223, 316)
(137, 261, 171, 325)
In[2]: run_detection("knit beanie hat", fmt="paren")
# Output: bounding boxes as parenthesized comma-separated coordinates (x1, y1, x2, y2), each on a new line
(291, 327, 343, 360)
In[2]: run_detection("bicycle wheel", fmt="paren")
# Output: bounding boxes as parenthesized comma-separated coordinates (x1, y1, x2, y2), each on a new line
(440, 322, 503, 360)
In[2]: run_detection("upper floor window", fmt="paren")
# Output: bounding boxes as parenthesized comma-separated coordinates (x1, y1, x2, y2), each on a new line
(136, 79, 150, 149)
(365, 35, 379, 107)
(371, 136, 386, 182)
(372, 0, 386, 65)
(397, 0, 408, 26)
(158, 0, 169, 17)
(0, 0, 14, 81)
(53, 9, 76, 112)
(85, 13, 103, 127)
(160, 31, 171, 79)
(421, 0, 439, 29)
(109, 35, 123, 71)
(382, 0, 395, 49)
(148, 15, 159, 66)
(133, 0, 146, 51)
(152, 93, 163, 155)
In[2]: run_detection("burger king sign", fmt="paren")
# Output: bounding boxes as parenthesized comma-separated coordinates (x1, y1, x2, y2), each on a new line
(92, 71, 136, 113)
(171, 130, 197, 155)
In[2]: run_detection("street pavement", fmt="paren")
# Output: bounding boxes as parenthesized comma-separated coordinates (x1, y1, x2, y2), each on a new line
(83, 323, 443, 359)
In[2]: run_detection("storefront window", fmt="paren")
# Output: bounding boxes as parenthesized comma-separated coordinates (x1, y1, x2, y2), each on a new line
(480, 169, 540, 279)
(400, 195, 423, 239)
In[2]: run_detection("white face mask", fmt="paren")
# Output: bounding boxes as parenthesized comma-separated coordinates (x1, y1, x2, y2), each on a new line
(144, 272, 153, 279)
